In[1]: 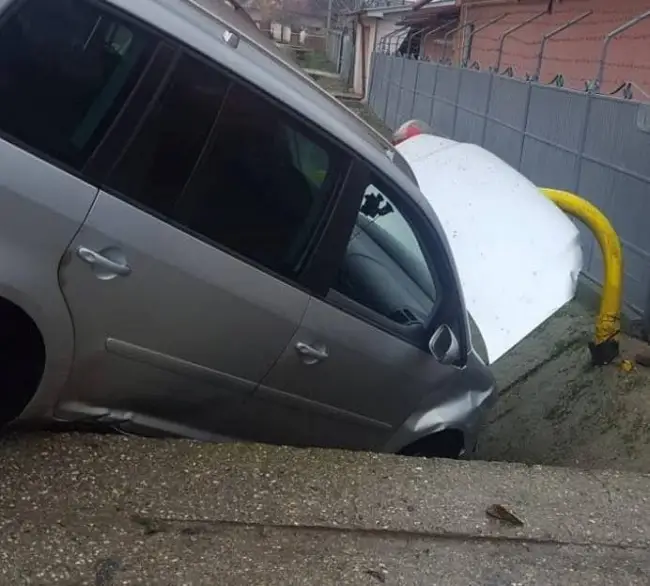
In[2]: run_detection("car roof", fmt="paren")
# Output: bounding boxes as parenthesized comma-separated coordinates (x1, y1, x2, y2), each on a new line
(105, 0, 417, 188)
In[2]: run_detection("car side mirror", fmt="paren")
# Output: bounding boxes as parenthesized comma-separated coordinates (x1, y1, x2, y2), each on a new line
(429, 324, 460, 365)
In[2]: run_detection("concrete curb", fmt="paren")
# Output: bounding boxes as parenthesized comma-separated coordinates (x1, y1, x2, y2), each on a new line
(2, 434, 649, 549)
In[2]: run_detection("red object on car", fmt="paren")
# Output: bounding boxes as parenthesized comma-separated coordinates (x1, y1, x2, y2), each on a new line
(391, 119, 433, 145)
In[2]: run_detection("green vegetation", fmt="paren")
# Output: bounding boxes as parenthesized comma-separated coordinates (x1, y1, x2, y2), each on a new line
(295, 49, 336, 73)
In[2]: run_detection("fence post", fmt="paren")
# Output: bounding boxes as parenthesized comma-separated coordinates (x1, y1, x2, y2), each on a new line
(382, 55, 394, 123)
(407, 59, 420, 122)
(516, 81, 533, 172)
(367, 52, 377, 107)
(337, 31, 344, 73)
(451, 68, 462, 139)
(392, 56, 407, 130)
(428, 61, 440, 131)
(480, 70, 496, 148)
(573, 91, 597, 274)
(594, 9, 650, 92)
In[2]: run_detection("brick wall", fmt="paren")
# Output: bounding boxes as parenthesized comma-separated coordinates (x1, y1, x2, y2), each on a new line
(421, 32, 456, 62)
(456, 0, 650, 98)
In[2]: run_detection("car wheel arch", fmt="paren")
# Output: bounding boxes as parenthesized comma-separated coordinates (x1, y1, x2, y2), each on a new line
(0, 281, 76, 421)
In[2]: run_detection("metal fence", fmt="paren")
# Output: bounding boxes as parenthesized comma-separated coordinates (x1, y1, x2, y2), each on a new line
(368, 53, 650, 317)
(326, 29, 341, 66)
(326, 29, 354, 86)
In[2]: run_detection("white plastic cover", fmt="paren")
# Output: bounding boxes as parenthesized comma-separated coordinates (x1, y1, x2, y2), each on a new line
(397, 134, 583, 363)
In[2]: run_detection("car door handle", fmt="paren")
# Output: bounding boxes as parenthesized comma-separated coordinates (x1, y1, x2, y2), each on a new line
(295, 342, 329, 364)
(76, 246, 132, 277)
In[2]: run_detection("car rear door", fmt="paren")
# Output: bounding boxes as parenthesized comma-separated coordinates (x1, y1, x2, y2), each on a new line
(0, 0, 131, 422)
(244, 161, 471, 451)
(57, 41, 351, 439)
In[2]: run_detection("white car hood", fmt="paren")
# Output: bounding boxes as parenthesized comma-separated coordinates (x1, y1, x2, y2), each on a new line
(397, 134, 583, 363)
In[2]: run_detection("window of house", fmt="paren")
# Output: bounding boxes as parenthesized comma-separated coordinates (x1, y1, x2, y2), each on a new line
(334, 181, 437, 327)
(175, 81, 347, 277)
(0, 0, 155, 169)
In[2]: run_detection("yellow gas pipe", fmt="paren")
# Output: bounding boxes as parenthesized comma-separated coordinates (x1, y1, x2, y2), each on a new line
(540, 188, 623, 365)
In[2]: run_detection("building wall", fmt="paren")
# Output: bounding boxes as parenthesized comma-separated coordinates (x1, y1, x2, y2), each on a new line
(354, 17, 379, 97)
(354, 13, 407, 98)
(458, 0, 650, 97)
(375, 15, 407, 52)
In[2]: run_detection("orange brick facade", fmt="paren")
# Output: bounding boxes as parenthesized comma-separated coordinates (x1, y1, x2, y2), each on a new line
(425, 0, 650, 98)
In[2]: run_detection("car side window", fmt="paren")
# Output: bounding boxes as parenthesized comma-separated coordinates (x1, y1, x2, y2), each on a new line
(107, 52, 230, 217)
(104, 51, 347, 280)
(0, 0, 155, 170)
(175, 81, 347, 277)
(333, 180, 437, 327)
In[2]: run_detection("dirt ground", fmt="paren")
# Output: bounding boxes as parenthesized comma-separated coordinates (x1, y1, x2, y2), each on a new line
(310, 70, 650, 474)
(478, 301, 650, 474)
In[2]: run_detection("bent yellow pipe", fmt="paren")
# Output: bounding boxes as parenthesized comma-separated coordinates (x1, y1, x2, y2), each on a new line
(540, 188, 623, 365)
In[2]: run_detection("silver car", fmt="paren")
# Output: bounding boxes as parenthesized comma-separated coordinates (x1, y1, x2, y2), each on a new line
(0, 0, 581, 457)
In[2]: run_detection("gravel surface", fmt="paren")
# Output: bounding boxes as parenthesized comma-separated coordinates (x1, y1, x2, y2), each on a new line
(1, 433, 650, 585)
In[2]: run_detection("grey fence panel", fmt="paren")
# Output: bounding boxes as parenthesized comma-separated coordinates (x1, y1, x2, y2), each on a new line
(521, 136, 580, 189)
(369, 53, 388, 118)
(580, 96, 650, 313)
(579, 169, 650, 314)
(326, 31, 341, 69)
(367, 53, 380, 113)
(482, 119, 522, 170)
(453, 69, 491, 145)
(584, 95, 650, 180)
(526, 85, 588, 154)
(367, 52, 377, 111)
(575, 158, 614, 282)
(431, 65, 459, 138)
(385, 58, 404, 130)
(411, 62, 437, 125)
(366, 53, 650, 317)
(520, 87, 587, 190)
(340, 33, 354, 85)
(395, 59, 419, 129)
(486, 75, 530, 129)
(483, 76, 530, 170)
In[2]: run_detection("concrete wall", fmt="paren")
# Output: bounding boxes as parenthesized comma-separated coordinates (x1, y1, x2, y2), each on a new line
(367, 53, 650, 315)
(354, 17, 379, 97)
(459, 0, 650, 97)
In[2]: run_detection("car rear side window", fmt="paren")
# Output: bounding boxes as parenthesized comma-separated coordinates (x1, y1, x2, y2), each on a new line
(107, 52, 230, 217)
(106, 51, 348, 280)
(175, 82, 347, 277)
(0, 0, 155, 170)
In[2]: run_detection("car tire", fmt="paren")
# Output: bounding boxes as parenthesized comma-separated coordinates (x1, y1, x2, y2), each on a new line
(0, 298, 45, 428)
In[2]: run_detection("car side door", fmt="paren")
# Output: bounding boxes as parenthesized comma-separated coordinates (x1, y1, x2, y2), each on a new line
(57, 34, 350, 438)
(0, 0, 148, 423)
(247, 161, 470, 451)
